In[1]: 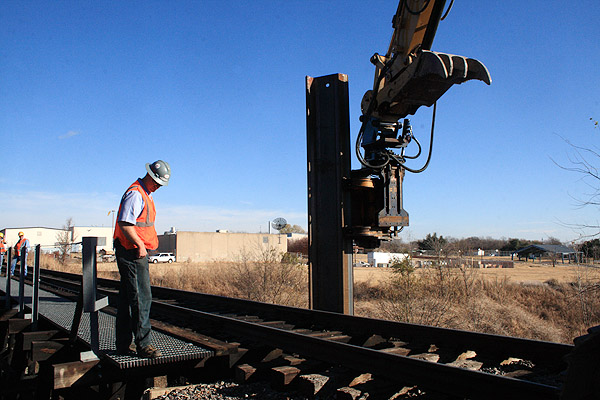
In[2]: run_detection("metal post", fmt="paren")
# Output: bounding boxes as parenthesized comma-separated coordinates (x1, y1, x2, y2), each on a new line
(18, 246, 27, 316)
(4, 250, 12, 309)
(32, 245, 41, 329)
(80, 237, 109, 360)
(306, 74, 354, 314)
(83, 237, 99, 355)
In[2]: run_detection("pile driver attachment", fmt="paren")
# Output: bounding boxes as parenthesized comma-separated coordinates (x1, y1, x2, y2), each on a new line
(351, 0, 491, 248)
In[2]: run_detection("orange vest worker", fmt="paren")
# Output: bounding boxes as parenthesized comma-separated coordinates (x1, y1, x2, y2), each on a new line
(113, 180, 159, 250)
(14, 236, 28, 257)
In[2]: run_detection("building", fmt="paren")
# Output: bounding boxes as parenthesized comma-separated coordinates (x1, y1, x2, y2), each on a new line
(286, 233, 308, 241)
(1, 227, 66, 253)
(367, 252, 409, 268)
(513, 244, 582, 264)
(71, 226, 114, 253)
(1, 226, 113, 253)
(156, 231, 288, 262)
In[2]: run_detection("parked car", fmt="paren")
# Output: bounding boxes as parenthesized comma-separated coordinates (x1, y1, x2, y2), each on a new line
(353, 261, 370, 267)
(148, 253, 175, 263)
(100, 254, 116, 263)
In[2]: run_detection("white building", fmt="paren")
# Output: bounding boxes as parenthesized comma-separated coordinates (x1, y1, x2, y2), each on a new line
(1, 227, 67, 253)
(1, 226, 113, 253)
(286, 233, 308, 241)
(367, 251, 409, 268)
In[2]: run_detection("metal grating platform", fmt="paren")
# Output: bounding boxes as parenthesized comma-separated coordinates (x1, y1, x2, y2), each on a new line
(0, 275, 213, 369)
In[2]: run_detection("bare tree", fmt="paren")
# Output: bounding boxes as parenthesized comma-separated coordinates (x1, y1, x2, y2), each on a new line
(554, 125, 600, 239)
(278, 224, 306, 234)
(56, 217, 76, 264)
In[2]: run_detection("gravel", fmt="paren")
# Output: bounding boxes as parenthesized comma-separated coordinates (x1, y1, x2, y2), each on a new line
(152, 380, 309, 400)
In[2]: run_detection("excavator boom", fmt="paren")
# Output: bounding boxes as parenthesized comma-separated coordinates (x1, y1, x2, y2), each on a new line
(352, 0, 491, 245)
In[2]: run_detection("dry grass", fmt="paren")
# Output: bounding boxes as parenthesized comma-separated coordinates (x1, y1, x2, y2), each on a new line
(41, 249, 309, 307)
(354, 263, 600, 344)
(41, 253, 600, 344)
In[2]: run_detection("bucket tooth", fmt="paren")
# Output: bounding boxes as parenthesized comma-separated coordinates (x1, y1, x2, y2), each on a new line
(415, 51, 449, 79)
(449, 55, 467, 80)
(466, 57, 492, 85)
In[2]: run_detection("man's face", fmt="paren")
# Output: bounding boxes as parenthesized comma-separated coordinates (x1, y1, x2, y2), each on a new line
(148, 179, 161, 193)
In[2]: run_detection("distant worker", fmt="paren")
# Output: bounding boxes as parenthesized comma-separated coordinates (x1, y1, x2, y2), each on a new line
(113, 160, 170, 358)
(0, 233, 6, 275)
(10, 231, 30, 276)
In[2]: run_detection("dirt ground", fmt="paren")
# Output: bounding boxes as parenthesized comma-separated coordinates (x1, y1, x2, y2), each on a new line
(353, 260, 600, 285)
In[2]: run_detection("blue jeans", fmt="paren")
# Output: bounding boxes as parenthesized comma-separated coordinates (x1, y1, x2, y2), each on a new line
(115, 241, 153, 351)
(10, 254, 27, 276)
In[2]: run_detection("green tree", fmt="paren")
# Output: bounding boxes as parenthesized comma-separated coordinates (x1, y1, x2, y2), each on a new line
(390, 256, 414, 276)
(580, 239, 600, 260)
(417, 233, 447, 252)
(501, 238, 533, 252)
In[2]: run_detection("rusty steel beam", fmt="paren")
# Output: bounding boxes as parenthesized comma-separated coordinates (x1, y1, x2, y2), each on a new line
(306, 74, 353, 315)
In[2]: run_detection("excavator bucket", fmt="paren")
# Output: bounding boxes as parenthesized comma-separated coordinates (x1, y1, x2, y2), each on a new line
(373, 50, 491, 120)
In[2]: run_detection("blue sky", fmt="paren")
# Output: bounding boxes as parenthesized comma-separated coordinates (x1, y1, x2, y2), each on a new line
(1, 1, 599, 243)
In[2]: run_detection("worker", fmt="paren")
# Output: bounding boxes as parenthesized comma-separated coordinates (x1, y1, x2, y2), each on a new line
(10, 232, 30, 276)
(113, 160, 170, 358)
(0, 233, 6, 275)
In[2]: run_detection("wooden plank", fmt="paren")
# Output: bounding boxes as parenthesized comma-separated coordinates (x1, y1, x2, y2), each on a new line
(20, 330, 60, 350)
(258, 348, 283, 363)
(283, 355, 306, 366)
(226, 347, 248, 368)
(297, 374, 330, 396)
(149, 318, 237, 356)
(8, 318, 31, 334)
(53, 360, 100, 389)
(31, 339, 67, 362)
(380, 347, 411, 356)
(362, 334, 387, 348)
(235, 363, 257, 383)
(325, 334, 352, 343)
(0, 308, 19, 321)
(271, 366, 300, 388)
(258, 321, 295, 330)
(307, 331, 344, 338)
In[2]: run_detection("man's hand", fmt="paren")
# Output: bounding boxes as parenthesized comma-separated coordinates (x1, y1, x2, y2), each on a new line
(136, 246, 148, 259)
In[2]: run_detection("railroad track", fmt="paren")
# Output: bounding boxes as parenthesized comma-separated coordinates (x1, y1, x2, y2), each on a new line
(34, 269, 572, 399)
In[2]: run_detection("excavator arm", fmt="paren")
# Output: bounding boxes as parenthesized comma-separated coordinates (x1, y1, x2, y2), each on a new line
(351, 0, 491, 246)
(364, 0, 490, 124)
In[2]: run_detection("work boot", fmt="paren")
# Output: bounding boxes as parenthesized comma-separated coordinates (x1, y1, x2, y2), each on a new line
(137, 344, 162, 359)
(116, 343, 137, 356)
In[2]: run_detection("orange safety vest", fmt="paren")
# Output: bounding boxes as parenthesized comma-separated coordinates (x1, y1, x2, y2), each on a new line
(0, 240, 5, 254)
(113, 180, 158, 250)
(14, 237, 27, 257)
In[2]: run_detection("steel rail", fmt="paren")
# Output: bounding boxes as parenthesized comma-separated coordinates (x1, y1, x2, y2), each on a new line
(38, 269, 572, 366)
(150, 300, 560, 400)
(149, 284, 573, 367)
(36, 269, 567, 398)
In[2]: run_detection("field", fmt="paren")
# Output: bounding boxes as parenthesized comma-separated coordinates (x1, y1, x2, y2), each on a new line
(354, 260, 597, 285)
(94, 259, 593, 286)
